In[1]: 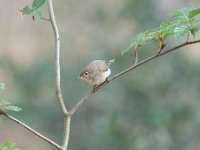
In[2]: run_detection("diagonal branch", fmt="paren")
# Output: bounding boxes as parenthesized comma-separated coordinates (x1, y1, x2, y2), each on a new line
(68, 39, 200, 116)
(0, 111, 61, 150)
(111, 39, 200, 81)
(68, 91, 95, 116)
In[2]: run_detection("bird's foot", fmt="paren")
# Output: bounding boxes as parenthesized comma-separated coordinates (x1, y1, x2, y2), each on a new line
(93, 85, 98, 92)
(105, 78, 110, 83)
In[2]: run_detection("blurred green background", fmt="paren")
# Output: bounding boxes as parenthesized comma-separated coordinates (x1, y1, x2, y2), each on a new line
(1, 0, 200, 150)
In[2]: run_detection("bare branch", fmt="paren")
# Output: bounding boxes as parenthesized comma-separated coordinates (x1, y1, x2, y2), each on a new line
(1, 111, 61, 150)
(68, 39, 200, 115)
(62, 116, 71, 149)
(68, 91, 95, 116)
(47, 0, 71, 150)
(47, 0, 67, 114)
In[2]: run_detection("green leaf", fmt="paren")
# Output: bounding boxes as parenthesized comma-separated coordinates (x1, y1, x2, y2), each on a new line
(189, 8, 200, 18)
(0, 102, 22, 112)
(169, 7, 196, 19)
(22, 5, 33, 14)
(122, 30, 159, 54)
(0, 83, 5, 90)
(0, 141, 19, 150)
(122, 33, 146, 54)
(173, 26, 189, 38)
(190, 25, 200, 37)
(123, 7, 200, 55)
(32, 0, 46, 11)
(31, 11, 42, 19)
(193, 17, 200, 24)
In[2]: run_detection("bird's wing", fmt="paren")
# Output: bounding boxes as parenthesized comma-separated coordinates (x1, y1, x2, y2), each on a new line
(105, 59, 115, 67)
(101, 59, 115, 72)
(86, 59, 114, 73)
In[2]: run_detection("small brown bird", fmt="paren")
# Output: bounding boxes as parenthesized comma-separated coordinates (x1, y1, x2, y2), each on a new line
(79, 59, 115, 88)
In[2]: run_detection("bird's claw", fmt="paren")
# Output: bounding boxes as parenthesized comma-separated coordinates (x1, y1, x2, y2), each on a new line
(93, 85, 98, 92)
(92, 78, 110, 92)
(105, 78, 110, 83)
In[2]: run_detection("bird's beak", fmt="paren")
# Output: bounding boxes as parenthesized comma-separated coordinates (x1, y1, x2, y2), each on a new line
(77, 76, 83, 80)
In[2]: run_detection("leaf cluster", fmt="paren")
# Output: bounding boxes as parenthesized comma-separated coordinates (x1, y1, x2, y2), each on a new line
(22, 0, 46, 19)
(123, 7, 200, 54)
(0, 141, 19, 150)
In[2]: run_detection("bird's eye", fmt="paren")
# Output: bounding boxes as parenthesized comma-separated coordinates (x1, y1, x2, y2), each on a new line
(84, 72, 88, 76)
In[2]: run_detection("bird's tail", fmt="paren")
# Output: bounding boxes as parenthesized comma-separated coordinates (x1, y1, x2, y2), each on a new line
(105, 59, 115, 66)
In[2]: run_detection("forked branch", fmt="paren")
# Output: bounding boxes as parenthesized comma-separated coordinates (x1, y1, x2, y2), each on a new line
(47, 0, 70, 149)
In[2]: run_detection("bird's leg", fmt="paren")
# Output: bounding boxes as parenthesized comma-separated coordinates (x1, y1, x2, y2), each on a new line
(105, 78, 110, 83)
(93, 78, 110, 92)
(93, 85, 98, 92)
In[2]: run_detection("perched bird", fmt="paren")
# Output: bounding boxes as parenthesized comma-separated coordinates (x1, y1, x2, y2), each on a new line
(79, 59, 115, 89)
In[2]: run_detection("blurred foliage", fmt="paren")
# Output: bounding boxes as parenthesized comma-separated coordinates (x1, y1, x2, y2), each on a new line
(1, 0, 200, 150)
(121, 0, 156, 27)
(0, 141, 19, 150)
(0, 101, 22, 112)
(0, 83, 5, 90)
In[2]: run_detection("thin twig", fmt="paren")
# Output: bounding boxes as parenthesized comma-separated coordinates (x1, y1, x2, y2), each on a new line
(68, 39, 200, 115)
(41, 17, 51, 21)
(47, 0, 67, 114)
(134, 45, 139, 65)
(68, 91, 95, 116)
(1, 111, 61, 150)
(47, 0, 70, 150)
